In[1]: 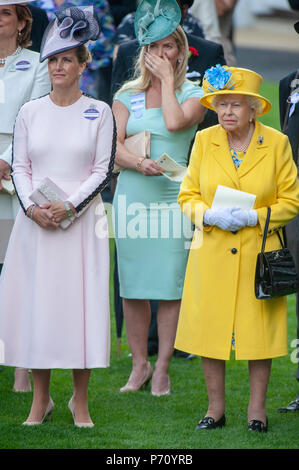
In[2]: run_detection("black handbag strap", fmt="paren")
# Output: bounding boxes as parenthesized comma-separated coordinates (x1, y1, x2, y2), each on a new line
(261, 207, 286, 253)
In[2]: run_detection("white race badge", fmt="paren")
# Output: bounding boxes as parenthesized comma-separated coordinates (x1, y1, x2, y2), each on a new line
(83, 104, 100, 120)
(15, 60, 31, 71)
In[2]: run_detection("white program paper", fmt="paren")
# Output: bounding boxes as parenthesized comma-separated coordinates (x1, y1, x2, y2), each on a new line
(212, 185, 256, 210)
(156, 153, 187, 183)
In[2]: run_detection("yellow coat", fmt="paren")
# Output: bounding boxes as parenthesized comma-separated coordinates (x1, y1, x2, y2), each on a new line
(175, 121, 299, 360)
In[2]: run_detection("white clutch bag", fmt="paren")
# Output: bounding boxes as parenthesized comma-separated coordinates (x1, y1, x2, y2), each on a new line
(113, 130, 151, 173)
(1, 178, 15, 195)
(29, 177, 75, 230)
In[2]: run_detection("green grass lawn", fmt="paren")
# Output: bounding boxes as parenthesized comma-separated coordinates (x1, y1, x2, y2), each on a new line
(0, 82, 298, 450)
(0, 295, 298, 449)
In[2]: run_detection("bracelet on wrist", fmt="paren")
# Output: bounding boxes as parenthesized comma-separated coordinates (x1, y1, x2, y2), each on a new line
(136, 157, 146, 171)
(28, 204, 36, 220)
(64, 201, 73, 218)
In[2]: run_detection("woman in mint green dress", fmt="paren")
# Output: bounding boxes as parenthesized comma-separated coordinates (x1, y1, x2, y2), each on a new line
(112, 0, 205, 396)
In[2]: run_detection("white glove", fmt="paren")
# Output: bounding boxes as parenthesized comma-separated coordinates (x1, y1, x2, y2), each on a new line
(204, 207, 244, 231)
(232, 209, 258, 227)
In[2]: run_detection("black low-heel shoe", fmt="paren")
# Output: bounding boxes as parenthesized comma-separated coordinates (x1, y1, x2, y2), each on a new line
(195, 415, 226, 430)
(247, 418, 268, 433)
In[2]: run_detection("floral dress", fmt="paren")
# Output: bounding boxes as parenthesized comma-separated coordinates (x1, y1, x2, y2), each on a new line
(35, 0, 116, 98)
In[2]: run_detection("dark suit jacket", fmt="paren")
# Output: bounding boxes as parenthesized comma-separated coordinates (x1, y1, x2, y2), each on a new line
(289, 0, 299, 9)
(107, 0, 137, 26)
(111, 34, 226, 129)
(28, 5, 49, 53)
(280, 71, 299, 344)
(279, 70, 299, 163)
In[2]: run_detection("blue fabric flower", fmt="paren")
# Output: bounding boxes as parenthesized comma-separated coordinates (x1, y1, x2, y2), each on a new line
(203, 64, 234, 92)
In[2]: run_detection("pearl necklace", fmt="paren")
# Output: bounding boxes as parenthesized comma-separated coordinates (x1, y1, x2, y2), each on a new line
(228, 123, 254, 153)
(0, 46, 22, 66)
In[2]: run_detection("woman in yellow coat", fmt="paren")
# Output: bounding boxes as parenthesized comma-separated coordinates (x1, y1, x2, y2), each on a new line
(175, 65, 299, 432)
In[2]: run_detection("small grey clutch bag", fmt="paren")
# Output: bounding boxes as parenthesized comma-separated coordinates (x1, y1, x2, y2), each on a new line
(29, 177, 75, 229)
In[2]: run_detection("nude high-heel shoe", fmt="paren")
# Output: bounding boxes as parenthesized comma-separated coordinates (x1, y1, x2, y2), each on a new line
(151, 372, 171, 397)
(68, 396, 94, 428)
(120, 361, 153, 393)
(22, 398, 54, 426)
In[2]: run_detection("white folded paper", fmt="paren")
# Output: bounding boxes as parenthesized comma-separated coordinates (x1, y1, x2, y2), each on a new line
(212, 185, 256, 210)
(156, 153, 187, 183)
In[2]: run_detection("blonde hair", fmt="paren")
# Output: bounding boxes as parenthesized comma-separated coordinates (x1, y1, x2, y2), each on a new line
(115, 26, 189, 96)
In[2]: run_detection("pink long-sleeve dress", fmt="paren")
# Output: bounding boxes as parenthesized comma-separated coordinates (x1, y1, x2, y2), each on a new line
(0, 94, 116, 369)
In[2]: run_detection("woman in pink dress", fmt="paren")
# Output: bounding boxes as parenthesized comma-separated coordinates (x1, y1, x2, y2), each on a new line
(0, 6, 115, 427)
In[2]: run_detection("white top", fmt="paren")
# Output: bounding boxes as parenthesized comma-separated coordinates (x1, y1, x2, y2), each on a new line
(190, 0, 221, 43)
(0, 48, 51, 164)
(12, 94, 115, 213)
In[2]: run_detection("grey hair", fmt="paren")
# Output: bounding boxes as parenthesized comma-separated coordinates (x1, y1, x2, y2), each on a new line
(211, 94, 263, 117)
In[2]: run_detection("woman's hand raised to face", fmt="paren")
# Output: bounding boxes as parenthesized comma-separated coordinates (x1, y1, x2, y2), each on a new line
(144, 52, 175, 83)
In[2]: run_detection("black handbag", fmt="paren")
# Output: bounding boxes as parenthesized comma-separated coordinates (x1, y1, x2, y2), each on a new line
(255, 207, 299, 299)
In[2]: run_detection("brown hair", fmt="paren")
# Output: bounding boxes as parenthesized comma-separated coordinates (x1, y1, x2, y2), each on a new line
(15, 5, 32, 48)
(74, 45, 92, 64)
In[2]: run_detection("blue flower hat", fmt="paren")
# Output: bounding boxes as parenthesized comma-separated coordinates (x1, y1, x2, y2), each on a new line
(200, 65, 271, 117)
(134, 0, 181, 46)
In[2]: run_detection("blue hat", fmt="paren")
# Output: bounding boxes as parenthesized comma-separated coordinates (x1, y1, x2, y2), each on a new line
(134, 0, 181, 46)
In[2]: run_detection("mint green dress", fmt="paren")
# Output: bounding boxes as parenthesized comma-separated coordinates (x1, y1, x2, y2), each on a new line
(113, 81, 203, 299)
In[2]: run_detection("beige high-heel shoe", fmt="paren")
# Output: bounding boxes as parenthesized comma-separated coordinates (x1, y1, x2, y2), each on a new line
(151, 372, 171, 397)
(68, 396, 94, 428)
(22, 398, 54, 426)
(120, 361, 153, 393)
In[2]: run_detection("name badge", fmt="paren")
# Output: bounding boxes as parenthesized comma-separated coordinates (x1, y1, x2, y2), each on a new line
(130, 93, 145, 119)
(15, 60, 31, 71)
(83, 105, 100, 120)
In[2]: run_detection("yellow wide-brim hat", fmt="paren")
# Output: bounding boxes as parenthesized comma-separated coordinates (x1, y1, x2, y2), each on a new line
(200, 65, 271, 117)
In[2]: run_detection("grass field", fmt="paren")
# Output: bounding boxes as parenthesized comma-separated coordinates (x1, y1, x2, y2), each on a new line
(0, 81, 298, 451)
